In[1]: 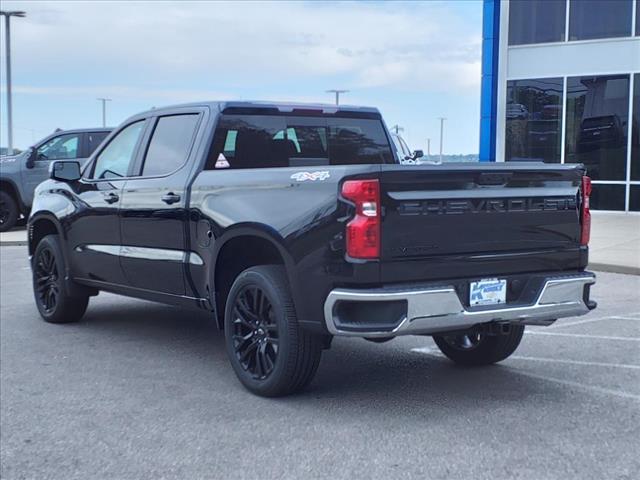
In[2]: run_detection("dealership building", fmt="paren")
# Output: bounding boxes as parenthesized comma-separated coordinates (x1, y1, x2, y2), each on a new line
(480, 0, 640, 212)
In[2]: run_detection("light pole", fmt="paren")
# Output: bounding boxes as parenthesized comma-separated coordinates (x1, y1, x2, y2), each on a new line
(426, 138, 431, 158)
(326, 89, 348, 106)
(1, 10, 26, 156)
(391, 125, 404, 135)
(97, 98, 112, 127)
(437, 117, 446, 163)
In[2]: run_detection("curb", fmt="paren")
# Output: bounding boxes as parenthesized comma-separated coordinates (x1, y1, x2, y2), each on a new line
(1, 241, 27, 247)
(588, 263, 640, 276)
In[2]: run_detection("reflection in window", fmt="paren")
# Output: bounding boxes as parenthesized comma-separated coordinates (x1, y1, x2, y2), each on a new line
(590, 184, 626, 211)
(505, 77, 563, 163)
(142, 114, 199, 176)
(569, 0, 632, 41)
(508, 0, 566, 45)
(565, 75, 629, 181)
(632, 74, 640, 180)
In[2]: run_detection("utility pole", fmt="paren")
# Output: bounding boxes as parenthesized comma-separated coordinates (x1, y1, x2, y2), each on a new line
(97, 98, 112, 127)
(326, 89, 349, 106)
(437, 117, 446, 163)
(1, 10, 26, 156)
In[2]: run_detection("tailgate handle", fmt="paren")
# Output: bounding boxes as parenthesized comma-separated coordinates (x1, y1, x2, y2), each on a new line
(477, 173, 512, 186)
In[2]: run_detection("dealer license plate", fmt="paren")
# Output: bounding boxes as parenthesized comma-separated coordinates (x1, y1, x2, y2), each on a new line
(469, 279, 507, 306)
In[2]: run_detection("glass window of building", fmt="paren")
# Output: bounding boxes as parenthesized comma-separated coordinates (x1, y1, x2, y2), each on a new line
(508, 0, 566, 45)
(632, 74, 640, 181)
(505, 77, 563, 162)
(591, 184, 627, 211)
(565, 75, 629, 179)
(568, 0, 633, 41)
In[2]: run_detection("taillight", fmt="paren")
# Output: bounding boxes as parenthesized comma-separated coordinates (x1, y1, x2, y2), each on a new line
(341, 179, 380, 259)
(580, 175, 592, 246)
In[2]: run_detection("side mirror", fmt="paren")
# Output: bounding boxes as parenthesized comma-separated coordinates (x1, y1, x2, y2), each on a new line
(413, 150, 424, 160)
(50, 160, 81, 182)
(25, 148, 36, 169)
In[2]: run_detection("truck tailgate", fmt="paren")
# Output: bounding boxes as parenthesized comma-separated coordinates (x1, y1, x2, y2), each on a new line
(380, 163, 584, 262)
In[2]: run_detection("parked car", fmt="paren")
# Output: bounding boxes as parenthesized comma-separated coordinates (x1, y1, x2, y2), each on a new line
(391, 132, 424, 163)
(27, 101, 596, 397)
(0, 128, 112, 231)
(506, 103, 528, 119)
(577, 115, 625, 152)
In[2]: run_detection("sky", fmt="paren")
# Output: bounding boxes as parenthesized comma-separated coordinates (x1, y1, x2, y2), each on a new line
(0, 0, 483, 154)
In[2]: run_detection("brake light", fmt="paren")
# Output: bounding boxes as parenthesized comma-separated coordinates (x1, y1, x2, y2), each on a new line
(580, 176, 592, 246)
(342, 179, 380, 259)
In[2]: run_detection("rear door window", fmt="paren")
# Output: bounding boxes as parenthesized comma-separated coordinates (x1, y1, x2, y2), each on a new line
(141, 114, 200, 176)
(207, 114, 393, 169)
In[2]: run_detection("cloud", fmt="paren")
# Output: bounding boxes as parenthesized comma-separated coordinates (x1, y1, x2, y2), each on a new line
(3, 0, 481, 92)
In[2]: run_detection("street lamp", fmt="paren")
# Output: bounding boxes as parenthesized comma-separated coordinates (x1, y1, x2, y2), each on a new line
(437, 117, 447, 163)
(97, 98, 112, 127)
(326, 89, 349, 106)
(1, 10, 26, 156)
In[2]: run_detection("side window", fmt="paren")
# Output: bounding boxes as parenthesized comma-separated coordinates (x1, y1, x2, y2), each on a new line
(87, 132, 110, 155)
(37, 133, 81, 161)
(141, 114, 200, 176)
(90, 121, 144, 180)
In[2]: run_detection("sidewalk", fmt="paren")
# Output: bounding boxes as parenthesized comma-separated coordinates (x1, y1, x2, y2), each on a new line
(2, 213, 639, 274)
(589, 212, 640, 275)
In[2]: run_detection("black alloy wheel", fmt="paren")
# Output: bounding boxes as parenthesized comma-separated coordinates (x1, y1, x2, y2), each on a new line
(32, 234, 89, 323)
(34, 245, 60, 314)
(224, 265, 322, 397)
(231, 285, 279, 380)
(0, 191, 18, 232)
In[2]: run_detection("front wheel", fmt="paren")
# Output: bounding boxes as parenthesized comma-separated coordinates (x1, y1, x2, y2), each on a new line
(224, 265, 322, 397)
(0, 191, 19, 232)
(433, 324, 524, 366)
(32, 235, 89, 323)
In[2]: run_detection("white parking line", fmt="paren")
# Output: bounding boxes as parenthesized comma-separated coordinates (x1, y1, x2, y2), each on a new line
(411, 347, 640, 402)
(509, 355, 640, 371)
(525, 331, 640, 342)
(546, 314, 640, 330)
(511, 370, 640, 402)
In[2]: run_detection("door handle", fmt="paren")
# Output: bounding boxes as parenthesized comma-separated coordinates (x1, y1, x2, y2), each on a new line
(161, 192, 181, 205)
(103, 193, 119, 204)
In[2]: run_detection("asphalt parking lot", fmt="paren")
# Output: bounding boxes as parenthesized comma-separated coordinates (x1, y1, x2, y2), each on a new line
(1, 245, 639, 480)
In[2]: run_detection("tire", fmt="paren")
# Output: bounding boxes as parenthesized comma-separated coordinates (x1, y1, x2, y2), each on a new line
(32, 235, 89, 324)
(433, 325, 525, 366)
(224, 265, 322, 397)
(0, 190, 19, 232)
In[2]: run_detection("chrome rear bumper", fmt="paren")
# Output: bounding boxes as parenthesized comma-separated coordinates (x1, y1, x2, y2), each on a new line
(324, 273, 595, 338)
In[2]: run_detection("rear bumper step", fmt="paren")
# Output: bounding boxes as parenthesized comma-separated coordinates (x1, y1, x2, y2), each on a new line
(323, 273, 596, 338)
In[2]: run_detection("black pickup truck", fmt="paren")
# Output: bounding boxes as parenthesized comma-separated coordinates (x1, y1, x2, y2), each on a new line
(28, 101, 596, 397)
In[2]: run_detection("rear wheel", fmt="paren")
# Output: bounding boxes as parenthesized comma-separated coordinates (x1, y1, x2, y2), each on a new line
(224, 265, 322, 397)
(32, 235, 89, 323)
(0, 191, 19, 232)
(433, 325, 524, 366)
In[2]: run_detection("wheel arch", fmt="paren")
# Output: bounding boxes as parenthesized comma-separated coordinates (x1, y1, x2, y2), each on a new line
(211, 225, 297, 329)
(0, 178, 25, 212)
